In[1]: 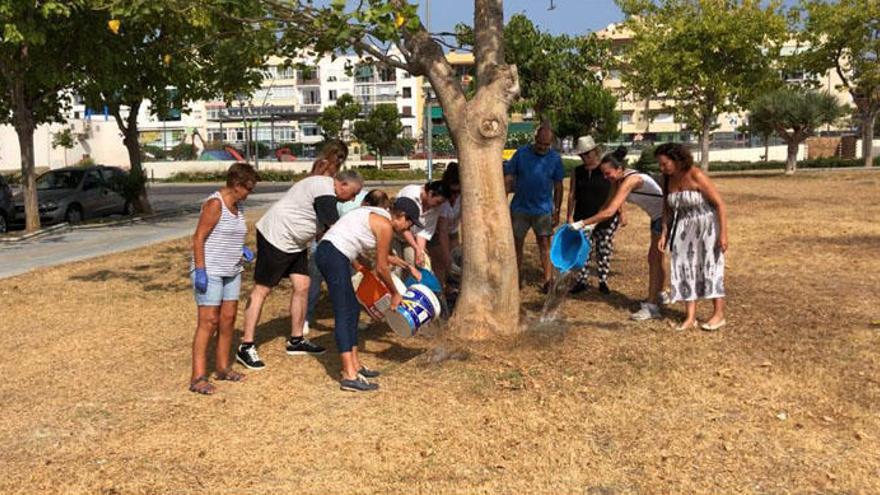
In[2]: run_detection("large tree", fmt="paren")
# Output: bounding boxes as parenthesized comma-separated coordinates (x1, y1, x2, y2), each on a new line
(457, 13, 620, 141)
(799, 0, 880, 168)
(748, 88, 846, 174)
(248, 0, 521, 338)
(317, 93, 362, 141)
(79, 3, 270, 213)
(0, 1, 98, 232)
(353, 103, 403, 167)
(616, 0, 789, 169)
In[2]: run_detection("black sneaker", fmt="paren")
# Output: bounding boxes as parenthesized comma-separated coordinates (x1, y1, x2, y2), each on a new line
(569, 282, 588, 295)
(340, 376, 379, 392)
(599, 281, 611, 295)
(236, 344, 265, 370)
(286, 337, 326, 355)
(358, 366, 381, 379)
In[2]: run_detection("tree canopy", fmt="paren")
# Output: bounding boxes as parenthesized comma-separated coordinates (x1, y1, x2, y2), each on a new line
(317, 93, 362, 141)
(615, 0, 789, 168)
(353, 103, 403, 166)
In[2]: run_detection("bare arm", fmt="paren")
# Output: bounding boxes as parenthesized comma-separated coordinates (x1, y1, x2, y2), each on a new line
(581, 176, 641, 227)
(370, 215, 402, 307)
(192, 198, 222, 269)
(693, 170, 728, 252)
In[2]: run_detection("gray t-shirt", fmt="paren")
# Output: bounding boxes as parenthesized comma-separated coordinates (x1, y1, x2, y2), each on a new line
(256, 176, 335, 253)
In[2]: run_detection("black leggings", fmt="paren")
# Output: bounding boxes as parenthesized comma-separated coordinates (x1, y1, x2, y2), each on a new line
(577, 215, 619, 285)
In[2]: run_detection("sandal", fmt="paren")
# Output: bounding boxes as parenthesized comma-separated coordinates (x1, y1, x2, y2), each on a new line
(214, 368, 246, 382)
(189, 375, 215, 395)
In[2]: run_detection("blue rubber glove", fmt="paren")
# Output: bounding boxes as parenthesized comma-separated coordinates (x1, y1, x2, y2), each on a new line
(242, 246, 255, 263)
(193, 268, 208, 294)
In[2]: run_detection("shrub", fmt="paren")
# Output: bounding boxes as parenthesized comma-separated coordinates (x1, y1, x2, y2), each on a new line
(107, 168, 148, 205)
(169, 142, 197, 161)
(635, 145, 658, 173)
(142, 145, 167, 162)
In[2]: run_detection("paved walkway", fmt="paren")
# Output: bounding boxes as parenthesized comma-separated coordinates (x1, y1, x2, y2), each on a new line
(0, 191, 283, 280)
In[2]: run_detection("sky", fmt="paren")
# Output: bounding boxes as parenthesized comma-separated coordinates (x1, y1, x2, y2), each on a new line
(421, 0, 625, 36)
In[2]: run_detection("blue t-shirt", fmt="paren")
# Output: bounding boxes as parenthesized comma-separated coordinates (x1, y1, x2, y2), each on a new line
(505, 144, 564, 215)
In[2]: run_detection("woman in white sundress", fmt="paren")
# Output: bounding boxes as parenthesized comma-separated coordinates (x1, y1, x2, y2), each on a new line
(655, 143, 728, 331)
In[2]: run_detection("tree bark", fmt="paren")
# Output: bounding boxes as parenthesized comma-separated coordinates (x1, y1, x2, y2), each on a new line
(785, 138, 799, 175)
(699, 122, 711, 170)
(863, 109, 877, 168)
(113, 101, 152, 214)
(14, 118, 40, 233)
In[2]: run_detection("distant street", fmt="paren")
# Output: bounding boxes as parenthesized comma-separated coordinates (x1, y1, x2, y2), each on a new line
(145, 182, 293, 212)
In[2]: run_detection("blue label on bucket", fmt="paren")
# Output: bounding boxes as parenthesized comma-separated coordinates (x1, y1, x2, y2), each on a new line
(392, 285, 439, 336)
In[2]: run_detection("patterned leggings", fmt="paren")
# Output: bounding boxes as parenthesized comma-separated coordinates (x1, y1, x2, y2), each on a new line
(577, 215, 620, 285)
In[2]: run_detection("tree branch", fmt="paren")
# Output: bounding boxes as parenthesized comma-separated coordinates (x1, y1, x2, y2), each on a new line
(474, 0, 504, 88)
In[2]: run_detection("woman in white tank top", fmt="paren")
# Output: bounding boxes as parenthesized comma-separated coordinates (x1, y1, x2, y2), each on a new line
(574, 152, 668, 321)
(315, 197, 422, 392)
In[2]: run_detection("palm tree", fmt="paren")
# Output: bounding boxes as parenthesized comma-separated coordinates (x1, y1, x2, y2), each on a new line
(748, 88, 847, 175)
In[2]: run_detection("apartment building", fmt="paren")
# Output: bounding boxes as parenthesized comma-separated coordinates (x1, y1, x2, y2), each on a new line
(597, 23, 853, 147)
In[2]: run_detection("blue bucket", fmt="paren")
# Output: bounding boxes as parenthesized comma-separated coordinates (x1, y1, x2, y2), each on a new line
(550, 224, 592, 273)
(404, 267, 442, 293)
(384, 284, 442, 337)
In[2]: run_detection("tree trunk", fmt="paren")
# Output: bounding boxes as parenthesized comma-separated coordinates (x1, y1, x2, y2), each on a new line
(785, 139, 799, 175)
(863, 110, 876, 168)
(448, 99, 520, 339)
(14, 119, 40, 233)
(699, 123, 711, 170)
(114, 102, 152, 214)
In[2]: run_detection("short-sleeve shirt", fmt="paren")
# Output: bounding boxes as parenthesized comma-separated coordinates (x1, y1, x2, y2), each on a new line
(505, 144, 564, 216)
(439, 198, 461, 235)
(397, 184, 441, 240)
(256, 176, 336, 253)
(337, 190, 368, 217)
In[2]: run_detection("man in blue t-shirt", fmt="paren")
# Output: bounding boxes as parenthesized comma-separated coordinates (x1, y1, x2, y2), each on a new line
(504, 125, 564, 293)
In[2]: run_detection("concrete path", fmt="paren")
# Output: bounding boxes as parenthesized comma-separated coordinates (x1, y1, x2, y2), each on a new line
(0, 191, 284, 280)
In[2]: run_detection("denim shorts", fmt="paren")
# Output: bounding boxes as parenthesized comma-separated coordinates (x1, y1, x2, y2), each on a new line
(650, 217, 663, 235)
(192, 271, 242, 306)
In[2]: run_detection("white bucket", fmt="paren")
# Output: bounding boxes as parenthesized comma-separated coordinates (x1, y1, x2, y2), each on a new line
(385, 283, 442, 337)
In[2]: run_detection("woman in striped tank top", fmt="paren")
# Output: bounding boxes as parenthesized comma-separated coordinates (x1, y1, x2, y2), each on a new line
(189, 163, 259, 395)
(573, 153, 669, 321)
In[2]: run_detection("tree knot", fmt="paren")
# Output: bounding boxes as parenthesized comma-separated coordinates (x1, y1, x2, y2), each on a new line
(479, 118, 503, 138)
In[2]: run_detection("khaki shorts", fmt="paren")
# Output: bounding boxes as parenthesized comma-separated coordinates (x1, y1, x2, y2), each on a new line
(511, 211, 554, 240)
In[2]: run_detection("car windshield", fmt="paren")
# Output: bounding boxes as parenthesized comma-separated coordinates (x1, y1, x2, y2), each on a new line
(36, 170, 85, 190)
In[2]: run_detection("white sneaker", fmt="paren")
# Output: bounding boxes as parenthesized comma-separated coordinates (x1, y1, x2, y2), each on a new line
(630, 302, 661, 321)
(659, 291, 672, 305)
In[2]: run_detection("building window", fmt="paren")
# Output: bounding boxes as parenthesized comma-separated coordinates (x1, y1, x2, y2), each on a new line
(402, 87, 412, 98)
(379, 66, 396, 82)
(621, 112, 633, 124)
(654, 113, 675, 124)
(328, 90, 337, 101)
(403, 126, 413, 138)
(402, 106, 412, 116)
(302, 125, 319, 137)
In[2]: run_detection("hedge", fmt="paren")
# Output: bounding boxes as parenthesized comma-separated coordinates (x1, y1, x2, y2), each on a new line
(165, 167, 430, 183)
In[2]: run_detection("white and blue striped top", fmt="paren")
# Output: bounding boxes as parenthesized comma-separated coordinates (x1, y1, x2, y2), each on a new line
(196, 191, 247, 276)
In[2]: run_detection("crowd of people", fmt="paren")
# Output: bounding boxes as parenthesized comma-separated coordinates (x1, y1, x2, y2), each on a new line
(188, 131, 728, 395)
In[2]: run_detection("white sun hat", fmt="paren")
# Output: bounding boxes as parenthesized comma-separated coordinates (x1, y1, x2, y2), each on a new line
(573, 136, 599, 155)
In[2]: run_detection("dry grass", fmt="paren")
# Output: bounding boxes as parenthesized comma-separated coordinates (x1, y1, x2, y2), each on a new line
(1, 171, 879, 494)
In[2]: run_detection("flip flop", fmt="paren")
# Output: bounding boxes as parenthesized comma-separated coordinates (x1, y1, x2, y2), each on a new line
(189, 375, 215, 395)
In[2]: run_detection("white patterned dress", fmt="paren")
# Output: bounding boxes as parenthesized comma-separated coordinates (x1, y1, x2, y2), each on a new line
(667, 190, 725, 302)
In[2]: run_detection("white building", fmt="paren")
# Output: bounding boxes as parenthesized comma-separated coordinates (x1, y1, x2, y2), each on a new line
(0, 50, 425, 171)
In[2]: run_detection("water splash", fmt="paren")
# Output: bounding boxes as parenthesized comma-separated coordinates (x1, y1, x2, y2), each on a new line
(538, 270, 579, 323)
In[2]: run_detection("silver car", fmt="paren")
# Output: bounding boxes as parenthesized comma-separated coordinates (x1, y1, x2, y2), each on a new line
(12, 166, 131, 227)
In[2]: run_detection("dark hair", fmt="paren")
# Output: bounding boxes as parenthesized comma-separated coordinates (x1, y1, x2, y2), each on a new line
(311, 140, 349, 175)
(425, 180, 451, 199)
(441, 162, 460, 188)
(226, 162, 259, 187)
(599, 151, 626, 170)
(362, 189, 391, 209)
(654, 143, 694, 171)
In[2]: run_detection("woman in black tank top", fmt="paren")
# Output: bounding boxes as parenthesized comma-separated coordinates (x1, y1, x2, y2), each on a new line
(566, 142, 626, 294)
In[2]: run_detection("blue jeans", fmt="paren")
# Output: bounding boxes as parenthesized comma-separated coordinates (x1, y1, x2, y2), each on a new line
(191, 272, 241, 306)
(315, 241, 360, 353)
(306, 241, 322, 323)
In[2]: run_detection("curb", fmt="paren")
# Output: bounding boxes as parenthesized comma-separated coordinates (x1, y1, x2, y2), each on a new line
(0, 222, 70, 243)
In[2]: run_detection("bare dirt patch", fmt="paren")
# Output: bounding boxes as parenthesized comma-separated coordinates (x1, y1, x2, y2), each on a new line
(1, 171, 879, 494)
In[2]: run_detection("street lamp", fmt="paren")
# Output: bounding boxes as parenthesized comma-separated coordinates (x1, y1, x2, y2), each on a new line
(425, 0, 433, 181)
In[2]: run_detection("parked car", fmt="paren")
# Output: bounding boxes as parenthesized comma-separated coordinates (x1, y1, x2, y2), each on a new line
(0, 174, 12, 233)
(11, 166, 132, 227)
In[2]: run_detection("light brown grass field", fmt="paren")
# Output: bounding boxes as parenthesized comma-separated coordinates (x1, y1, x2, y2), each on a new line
(1, 171, 879, 494)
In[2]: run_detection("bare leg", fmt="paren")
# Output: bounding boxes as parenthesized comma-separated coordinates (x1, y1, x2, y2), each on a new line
(682, 301, 697, 326)
(514, 234, 526, 287)
(192, 306, 220, 381)
(707, 298, 726, 325)
(647, 232, 665, 302)
(216, 300, 239, 373)
(537, 235, 552, 285)
(340, 351, 358, 380)
(242, 284, 271, 343)
(289, 273, 310, 338)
